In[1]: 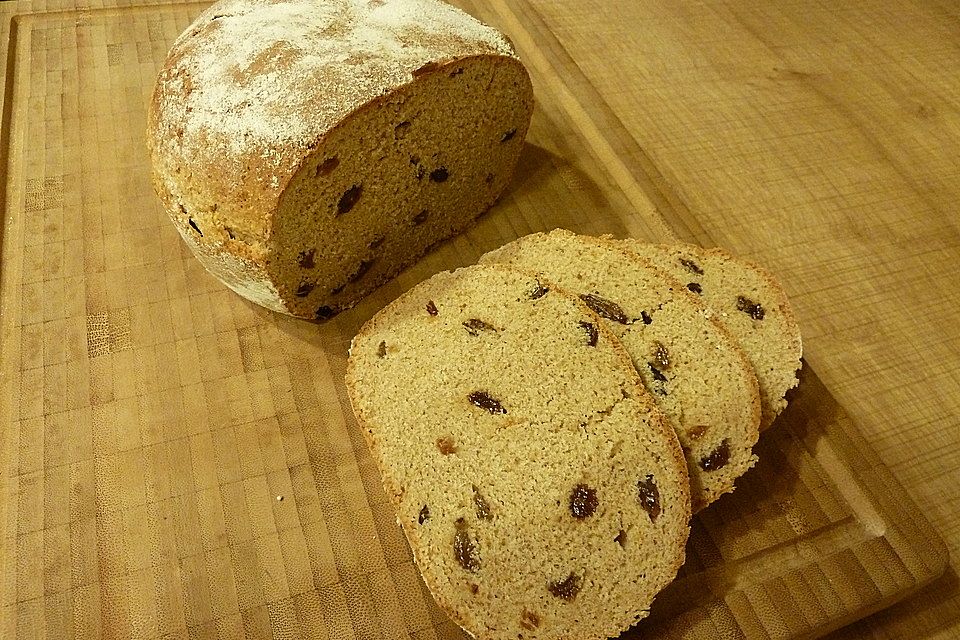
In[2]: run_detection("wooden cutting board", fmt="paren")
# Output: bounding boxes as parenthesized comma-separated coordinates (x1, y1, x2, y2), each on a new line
(0, 1, 947, 638)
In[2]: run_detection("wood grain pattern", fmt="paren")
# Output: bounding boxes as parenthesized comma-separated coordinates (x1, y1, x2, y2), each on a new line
(0, 0, 953, 639)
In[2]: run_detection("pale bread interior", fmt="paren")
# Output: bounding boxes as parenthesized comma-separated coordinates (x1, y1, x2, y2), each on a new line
(347, 264, 690, 640)
(480, 230, 762, 511)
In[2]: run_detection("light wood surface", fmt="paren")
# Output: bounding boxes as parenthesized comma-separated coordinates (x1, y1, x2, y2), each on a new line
(0, 0, 957, 639)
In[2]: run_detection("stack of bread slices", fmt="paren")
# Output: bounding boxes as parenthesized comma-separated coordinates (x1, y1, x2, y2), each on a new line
(346, 229, 802, 640)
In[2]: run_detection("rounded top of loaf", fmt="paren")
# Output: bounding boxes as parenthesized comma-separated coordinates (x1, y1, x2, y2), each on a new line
(147, 0, 519, 246)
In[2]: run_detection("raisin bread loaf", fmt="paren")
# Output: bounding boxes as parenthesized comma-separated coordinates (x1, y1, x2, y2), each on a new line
(620, 241, 802, 430)
(147, 0, 534, 320)
(480, 230, 761, 512)
(346, 264, 690, 640)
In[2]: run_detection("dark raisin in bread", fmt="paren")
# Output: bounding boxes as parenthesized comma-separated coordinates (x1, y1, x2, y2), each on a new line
(346, 263, 690, 640)
(481, 230, 762, 511)
(620, 240, 802, 430)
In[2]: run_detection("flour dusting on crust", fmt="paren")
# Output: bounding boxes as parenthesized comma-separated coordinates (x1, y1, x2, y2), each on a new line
(158, 0, 515, 160)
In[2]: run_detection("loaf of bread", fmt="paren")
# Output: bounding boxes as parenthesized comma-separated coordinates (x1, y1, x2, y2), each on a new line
(147, 0, 534, 319)
(346, 263, 691, 640)
(619, 241, 803, 430)
(481, 230, 761, 511)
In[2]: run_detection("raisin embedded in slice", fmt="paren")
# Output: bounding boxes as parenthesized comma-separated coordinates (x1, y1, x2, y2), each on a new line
(579, 293, 628, 324)
(700, 439, 731, 471)
(579, 321, 598, 347)
(615, 529, 627, 547)
(640, 310, 653, 325)
(377, 341, 387, 358)
(548, 572, 582, 600)
(450, 67, 464, 77)
(429, 167, 449, 182)
(297, 249, 315, 269)
(680, 257, 704, 275)
(316, 157, 339, 176)
(529, 282, 549, 300)
(652, 341, 670, 369)
(418, 505, 430, 524)
(336, 185, 362, 215)
(347, 259, 374, 283)
(637, 475, 661, 522)
(315, 306, 334, 321)
(736, 295, 766, 320)
(436, 437, 457, 455)
(468, 391, 506, 415)
(412, 209, 429, 225)
(500, 128, 517, 143)
(687, 282, 703, 295)
(648, 364, 668, 383)
(469, 583, 479, 594)
(473, 486, 493, 520)
(368, 236, 385, 250)
(463, 319, 496, 336)
(453, 518, 479, 572)
(296, 282, 315, 297)
(426, 300, 439, 316)
(520, 610, 541, 630)
(569, 484, 598, 519)
(188, 218, 203, 236)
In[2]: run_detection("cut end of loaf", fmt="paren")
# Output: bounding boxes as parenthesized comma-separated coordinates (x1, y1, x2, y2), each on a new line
(270, 56, 533, 319)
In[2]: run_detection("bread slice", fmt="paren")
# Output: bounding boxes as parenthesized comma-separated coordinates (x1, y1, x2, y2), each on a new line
(619, 241, 802, 430)
(346, 263, 690, 640)
(480, 230, 761, 512)
(148, 0, 534, 319)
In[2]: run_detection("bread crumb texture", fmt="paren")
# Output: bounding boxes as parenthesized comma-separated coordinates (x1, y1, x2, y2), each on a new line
(346, 263, 691, 640)
(480, 230, 762, 512)
(147, 0, 533, 317)
(619, 241, 803, 430)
